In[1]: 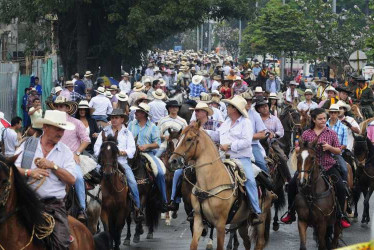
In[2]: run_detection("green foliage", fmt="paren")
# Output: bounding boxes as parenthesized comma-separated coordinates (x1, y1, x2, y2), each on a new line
(214, 21, 240, 57)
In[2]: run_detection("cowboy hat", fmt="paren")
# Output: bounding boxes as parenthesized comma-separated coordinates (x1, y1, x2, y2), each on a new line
(65, 81, 74, 87)
(213, 75, 221, 81)
(328, 104, 340, 112)
(105, 91, 113, 99)
(133, 82, 145, 92)
(254, 96, 268, 107)
(209, 96, 221, 105)
(315, 77, 329, 84)
(78, 100, 95, 114)
(289, 81, 299, 86)
(222, 95, 248, 118)
(84, 71, 93, 77)
(241, 91, 253, 100)
(199, 92, 211, 103)
(166, 100, 181, 110)
(108, 85, 118, 91)
(234, 76, 242, 81)
(355, 75, 366, 82)
(130, 102, 150, 114)
(95, 86, 105, 95)
(268, 93, 279, 100)
(192, 75, 203, 85)
(189, 102, 213, 116)
(335, 85, 352, 94)
(152, 89, 166, 100)
(304, 89, 313, 95)
(121, 72, 129, 77)
(108, 109, 129, 122)
(324, 86, 338, 94)
(74, 73, 79, 78)
(116, 91, 129, 102)
(336, 100, 351, 112)
(254, 87, 264, 93)
(34, 110, 75, 130)
(54, 86, 63, 93)
(211, 90, 222, 99)
(159, 79, 167, 87)
(47, 96, 78, 115)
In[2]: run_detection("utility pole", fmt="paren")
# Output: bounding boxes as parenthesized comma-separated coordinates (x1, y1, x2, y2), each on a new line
(208, 20, 212, 53)
(200, 23, 204, 51)
(332, 0, 336, 13)
(238, 19, 242, 59)
(196, 26, 199, 51)
(280, 0, 286, 80)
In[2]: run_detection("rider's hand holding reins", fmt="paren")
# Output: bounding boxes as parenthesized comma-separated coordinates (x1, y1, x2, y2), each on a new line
(321, 142, 341, 155)
(219, 144, 230, 152)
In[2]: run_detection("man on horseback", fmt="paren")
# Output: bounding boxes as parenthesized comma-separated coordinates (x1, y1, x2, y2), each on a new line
(281, 108, 351, 228)
(321, 86, 339, 110)
(207, 95, 263, 225)
(15, 110, 77, 249)
(297, 89, 318, 112)
(128, 102, 169, 212)
(354, 76, 374, 118)
(94, 109, 144, 222)
(315, 77, 329, 102)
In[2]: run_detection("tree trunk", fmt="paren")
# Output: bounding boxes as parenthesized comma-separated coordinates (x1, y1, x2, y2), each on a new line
(76, 2, 89, 76)
(290, 52, 294, 77)
(101, 54, 122, 80)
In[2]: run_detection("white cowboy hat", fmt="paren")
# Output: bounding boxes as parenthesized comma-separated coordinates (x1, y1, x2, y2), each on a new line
(328, 104, 340, 112)
(130, 102, 150, 114)
(336, 100, 351, 112)
(84, 71, 93, 77)
(268, 93, 279, 100)
(189, 102, 214, 116)
(241, 91, 253, 100)
(209, 96, 221, 105)
(78, 100, 95, 114)
(34, 110, 75, 130)
(192, 75, 203, 85)
(105, 91, 113, 99)
(304, 89, 313, 95)
(159, 79, 167, 87)
(199, 92, 211, 103)
(289, 81, 299, 86)
(65, 81, 74, 87)
(211, 90, 222, 99)
(133, 82, 145, 92)
(116, 91, 129, 102)
(46, 96, 78, 115)
(108, 85, 118, 91)
(54, 86, 63, 93)
(222, 95, 249, 118)
(254, 87, 264, 93)
(152, 89, 166, 100)
(234, 76, 242, 81)
(121, 72, 129, 77)
(95, 86, 105, 95)
(324, 86, 338, 95)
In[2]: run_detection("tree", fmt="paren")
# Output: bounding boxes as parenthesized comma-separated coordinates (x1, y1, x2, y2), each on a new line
(214, 21, 240, 57)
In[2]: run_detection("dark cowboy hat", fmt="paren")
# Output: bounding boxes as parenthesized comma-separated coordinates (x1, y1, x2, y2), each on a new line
(335, 85, 352, 94)
(253, 96, 268, 107)
(355, 75, 366, 82)
(166, 100, 181, 110)
(108, 109, 129, 123)
(348, 72, 360, 79)
(315, 77, 329, 84)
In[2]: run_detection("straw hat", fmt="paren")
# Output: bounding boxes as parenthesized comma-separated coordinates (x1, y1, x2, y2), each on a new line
(315, 77, 329, 84)
(324, 86, 338, 94)
(65, 81, 74, 87)
(108, 85, 118, 91)
(55, 86, 63, 93)
(209, 96, 221, 105)
(222, 95, 248, 118)
(189, 102, 213, 116)
(84, 71, 93, 77)
(328, 104, 340, 112)
(213, 75, 221, 81)
(47, 96, 78, 115)
(336, 100, 351, 112)
(130, 102, 150, 114)
(254, 87, 264, 93)
(268, 93, 279, 100)
(78, 100, 95, 114)
(192, 75, 203, 85)
(134, 93, 149, 105)
(241, 91, 253, 100)
(116, 91, 129, 102)
(121, 72, 130, 77)
(143, 78, 152, 84)
(199, 92, 211, 103)
(304, 89, 313, 95)
(34, 110, 75, 130)
(211, 90, 222, 99)
(159, 79, 167, 87)
(105, 91, 113, 99)
(95, 86, 105, 95)
(234, 76, 242, 81)
(152, 89, 166, 100)
(289, 81, 299, 86)
(133, 82, 145, 92)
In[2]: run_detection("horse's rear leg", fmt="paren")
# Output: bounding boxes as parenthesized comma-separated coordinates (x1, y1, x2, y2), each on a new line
(133, 222, 143, 243)
(123, 215, 131, 246)
(190, 214, 204, 250)
(298, 220, 307, 250)
(238, 223, 251, 250)
(362, 186, 374, 224)
(273, 207, 279, 231)
(206, 226, 214, 250)
(332, 222, 342, 249)
(147, 224, 154, 239)
(226, 230, 235, 250)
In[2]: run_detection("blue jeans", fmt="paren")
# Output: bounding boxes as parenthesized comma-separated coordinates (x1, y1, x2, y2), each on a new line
(155, 147, 165, 158)
(75, 164, 86, 210)
(92, 115, 108, 122)
(252, 144, 268, 173)
(238, 158, 261, 214)
(336, 155, 348, 181)
(148, 152, 167, 202)
(23, 110, 30, 128)
(170, 169, 183, 203)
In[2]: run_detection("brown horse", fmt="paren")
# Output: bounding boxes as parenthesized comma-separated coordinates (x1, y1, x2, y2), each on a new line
(351, 104, 364, 124)
(0, 155, 95, 250)
(169, 123, 257, 250)
(160, 128, 183, 225)
(299, 109, 311, 132)
(295, 141, 341, 250)
(98, 133, 131, 250)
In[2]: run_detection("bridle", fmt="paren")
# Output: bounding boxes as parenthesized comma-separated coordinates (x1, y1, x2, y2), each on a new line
(171, 130, 200, 165)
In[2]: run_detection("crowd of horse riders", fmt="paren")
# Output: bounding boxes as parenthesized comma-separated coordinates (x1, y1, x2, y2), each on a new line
(1, 49, 374, 249)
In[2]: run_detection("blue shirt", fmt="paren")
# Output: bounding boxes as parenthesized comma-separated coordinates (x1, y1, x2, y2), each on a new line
(35, 84, 42, 96)
(326, 119, 348, 147)
(188, 83, 206, 97)
(248, 109, 267, 145)
(128, 119, 161, 151)
(22, 94, 28, 111)
(74, 80, 86, 96)
(253, 67, 261, 77)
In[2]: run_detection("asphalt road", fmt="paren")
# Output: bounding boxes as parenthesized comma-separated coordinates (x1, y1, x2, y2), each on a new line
(118, 195, 374, 250)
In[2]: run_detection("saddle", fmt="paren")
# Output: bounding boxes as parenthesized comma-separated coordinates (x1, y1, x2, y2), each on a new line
(140, 152, 166, 176)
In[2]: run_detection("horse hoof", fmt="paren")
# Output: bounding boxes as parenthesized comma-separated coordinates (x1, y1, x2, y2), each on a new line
(165, 219, 171, 226)
(161, 213, 166, 219)
(273, 223, 280, 231)
(123, 239, 130, 246)
(146, 233, 153, 239)
(133, 235, 140, 243)
(172, 211, 178, 219)
(206, 243, 213, 250)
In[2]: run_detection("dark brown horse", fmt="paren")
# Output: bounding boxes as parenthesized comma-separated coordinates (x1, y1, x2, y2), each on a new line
(125, 143, 162, 245)
(0, 155, 95, 250)
(98, 133, 131, 250)
(295, 141, 341, 250)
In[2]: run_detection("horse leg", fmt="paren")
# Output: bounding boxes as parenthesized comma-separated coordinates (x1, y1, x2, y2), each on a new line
(273, 207, 279, 231)
(165, 211, 171, 226)
(216, 222, 227, 250)
(316, 223, 327, 250)
(362, 186, 374, 224)
(133, 221, 142, 243)
(238, 223, 251, 250)
(226, 229, 235, 250)
(147, 223, 154, 239)
(123, 215, 131, 246)
(233, 230, 240, 250)
(114, 226, 122, 250)
(352, 185, 361, 220)
(100, 212, 112, 247)
(206, 226, 214, 250)
(255, 217, 267, 250)
(298, 220, 308, 250)
(332, 221, 342, 249)
(190, 214, 204, 250)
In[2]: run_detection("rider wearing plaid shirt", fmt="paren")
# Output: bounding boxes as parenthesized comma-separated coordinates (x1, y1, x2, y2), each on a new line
(188, 82, 206, 98)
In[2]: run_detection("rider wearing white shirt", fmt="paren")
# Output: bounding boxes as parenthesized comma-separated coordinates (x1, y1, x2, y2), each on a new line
(89, 87, 113, 122)
(119, 73, 132, 95)
(297, 89, 318, 112)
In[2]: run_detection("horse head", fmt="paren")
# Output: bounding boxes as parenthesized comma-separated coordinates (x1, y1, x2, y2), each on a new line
(166, 128, 183, 154)
(299, 109, 311, 131)
(99, 133, 119, 177)
(296, 140, 317, 188)
(353, 134, 372, 165)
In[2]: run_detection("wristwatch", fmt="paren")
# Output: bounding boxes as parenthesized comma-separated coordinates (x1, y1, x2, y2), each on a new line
(53, 164, 59, 171)
(75, 152, 81, 156)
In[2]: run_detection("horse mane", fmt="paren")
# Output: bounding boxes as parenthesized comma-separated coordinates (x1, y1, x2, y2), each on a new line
(0, 155, 45, 234)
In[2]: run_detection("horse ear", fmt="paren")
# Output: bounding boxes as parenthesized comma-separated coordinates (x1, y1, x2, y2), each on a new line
(6, 154, 19, 165)
(168, 128, 172, 135)
(102, 132, 107, 142)
(178, 128, 183, 135)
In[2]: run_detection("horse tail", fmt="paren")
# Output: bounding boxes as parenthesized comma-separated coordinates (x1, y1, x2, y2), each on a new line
(273, 175, 286, 210)
(145, 184, 162, 229)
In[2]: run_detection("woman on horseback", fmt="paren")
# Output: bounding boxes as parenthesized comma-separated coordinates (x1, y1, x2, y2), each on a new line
(281, 108, 351, 228)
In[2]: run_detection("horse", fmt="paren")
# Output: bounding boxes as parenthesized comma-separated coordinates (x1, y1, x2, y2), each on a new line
(359, 117, 374, 135)
(86, 185, 102, 234)
(299, 109, 311, 132)
(295, 141, 341, 250)
(279, 106, 301, 157)
(160, 128, 183, 225)
(352, 135, 374, 224)
(98, 133, 131, 250)
(179, 100, 197, 124)
(0, 155, 95, 250)
(169, 123, 258, 250)
(351, 104, 364, 124)
(126, 143, 162, 244)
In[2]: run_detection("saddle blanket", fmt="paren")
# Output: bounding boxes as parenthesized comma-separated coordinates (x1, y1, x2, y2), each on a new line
(79, 155, 97, 176)
(140, 152, 166, 176)
(223, 158, 262, 185)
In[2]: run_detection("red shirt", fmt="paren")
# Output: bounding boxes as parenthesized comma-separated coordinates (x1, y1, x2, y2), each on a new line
(220, 86, 232, 99)
(301, 127, 340, 171)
